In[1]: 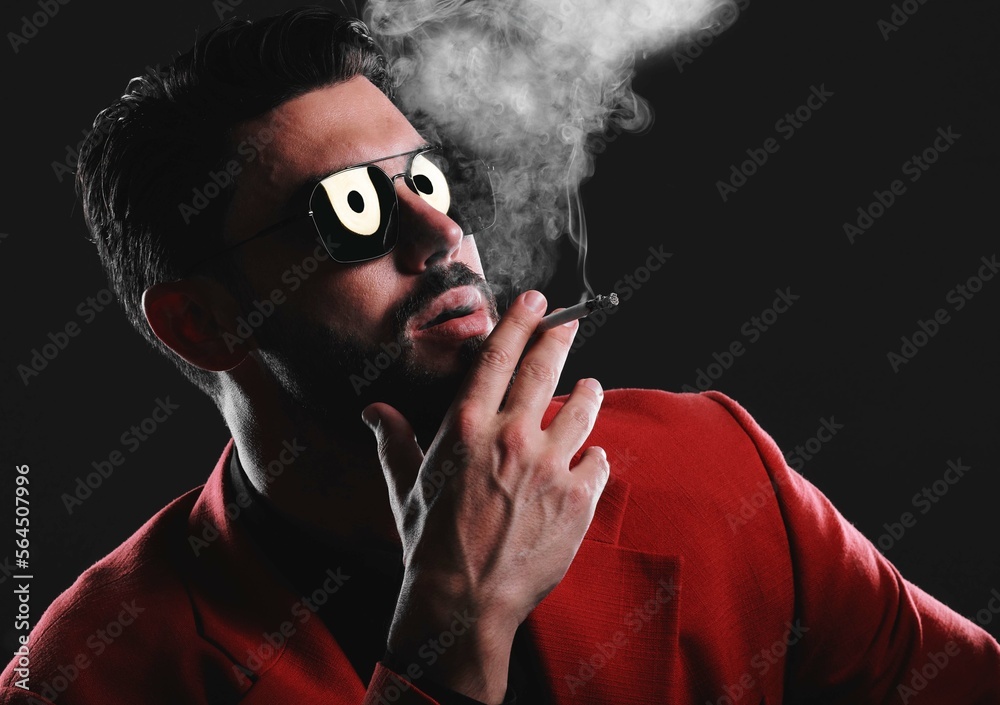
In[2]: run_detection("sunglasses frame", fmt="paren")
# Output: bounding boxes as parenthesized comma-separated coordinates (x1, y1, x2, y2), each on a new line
(182, 144, 496, 274)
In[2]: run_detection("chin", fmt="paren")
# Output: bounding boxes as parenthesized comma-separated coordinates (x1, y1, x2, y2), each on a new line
(406, 336, 484, 376)
(373, 337, 483, 448)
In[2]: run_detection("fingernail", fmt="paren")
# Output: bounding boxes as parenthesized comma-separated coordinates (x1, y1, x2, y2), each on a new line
(523, 290, 546, 312)
(361, 408, 380, 430)
(581, 378, 603, 395)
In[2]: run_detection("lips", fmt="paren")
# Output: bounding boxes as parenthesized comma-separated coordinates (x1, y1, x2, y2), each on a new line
(422, 305, 476, 329)
(412, 286, 486, 331)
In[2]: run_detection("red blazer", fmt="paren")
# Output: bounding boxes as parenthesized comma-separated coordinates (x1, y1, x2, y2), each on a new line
(2, 389, 997, 704)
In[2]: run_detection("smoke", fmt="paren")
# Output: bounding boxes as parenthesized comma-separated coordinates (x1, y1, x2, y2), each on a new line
(365, 0, 734, 303)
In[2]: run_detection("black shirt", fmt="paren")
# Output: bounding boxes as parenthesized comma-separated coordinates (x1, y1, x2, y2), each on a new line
(228, 449, 553, 705)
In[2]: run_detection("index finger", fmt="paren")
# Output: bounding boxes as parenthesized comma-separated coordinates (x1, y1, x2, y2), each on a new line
(452, 289, 547, 414)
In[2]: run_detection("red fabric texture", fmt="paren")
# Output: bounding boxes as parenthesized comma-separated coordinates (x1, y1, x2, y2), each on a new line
(1, 389, 997, 704)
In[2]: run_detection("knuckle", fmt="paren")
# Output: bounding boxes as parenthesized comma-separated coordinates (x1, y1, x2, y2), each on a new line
(498, 422, 532, 457)
(374, 433, 392, 460)
(564, 482, 593, 511)
(533, 451, 562, 476)
(507, 310, 539, 336)
(479, 345, 514, 372)
(548, 319, 579, 344)
(566, 406, 594, 433)
(451, 405, 481, 440)
(519, 359, 558, 386)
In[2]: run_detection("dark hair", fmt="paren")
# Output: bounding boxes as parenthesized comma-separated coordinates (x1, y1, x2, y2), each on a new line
(76, 6, 392, 398)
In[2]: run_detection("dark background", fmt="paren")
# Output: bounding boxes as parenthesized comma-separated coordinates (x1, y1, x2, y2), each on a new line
(1, 0, 997, 657)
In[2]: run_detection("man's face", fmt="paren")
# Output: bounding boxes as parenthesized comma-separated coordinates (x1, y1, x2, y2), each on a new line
(222, 76, 501, 444)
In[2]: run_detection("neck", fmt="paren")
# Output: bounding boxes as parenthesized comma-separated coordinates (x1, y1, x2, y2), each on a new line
(219, 369, 403, 554)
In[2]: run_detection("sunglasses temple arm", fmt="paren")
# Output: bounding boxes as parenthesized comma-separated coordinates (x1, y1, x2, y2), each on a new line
(180, 214, 307, 277)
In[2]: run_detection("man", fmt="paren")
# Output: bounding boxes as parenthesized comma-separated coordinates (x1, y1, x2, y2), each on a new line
(2, 6, 997, 705)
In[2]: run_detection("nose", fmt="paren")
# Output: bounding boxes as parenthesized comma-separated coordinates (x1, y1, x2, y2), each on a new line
(391, 177, 465, 273)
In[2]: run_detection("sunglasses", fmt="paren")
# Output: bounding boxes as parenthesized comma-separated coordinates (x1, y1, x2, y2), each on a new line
(185, 144, 496, 272)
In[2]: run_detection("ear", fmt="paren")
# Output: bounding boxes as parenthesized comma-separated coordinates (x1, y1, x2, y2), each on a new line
(142, 278, 252, 372)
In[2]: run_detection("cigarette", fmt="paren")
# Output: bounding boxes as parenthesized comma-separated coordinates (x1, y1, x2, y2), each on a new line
(536, 293, 619, 332)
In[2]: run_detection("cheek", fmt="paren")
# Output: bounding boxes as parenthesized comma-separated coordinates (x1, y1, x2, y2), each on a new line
(305, 264, 401, 339)
(460, 235, 485, 272)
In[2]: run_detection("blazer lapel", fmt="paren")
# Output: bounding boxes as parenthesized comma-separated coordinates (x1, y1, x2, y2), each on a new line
(528, 471, 683, 705)
(183, 441, 367, 701)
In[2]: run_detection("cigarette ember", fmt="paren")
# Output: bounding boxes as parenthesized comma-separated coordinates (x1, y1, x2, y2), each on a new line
(536, 293, 619, 332)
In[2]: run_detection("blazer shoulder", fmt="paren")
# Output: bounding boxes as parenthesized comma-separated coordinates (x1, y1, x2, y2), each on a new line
(605, 386, 741, 419)
(1, 486, 206, 694)
(57, 484, 202, 600)
(547, 387, 781, 500)
(550, 386, 756, 443)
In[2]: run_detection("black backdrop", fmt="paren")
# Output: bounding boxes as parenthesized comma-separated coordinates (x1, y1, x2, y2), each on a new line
(1, 0, 998, 658)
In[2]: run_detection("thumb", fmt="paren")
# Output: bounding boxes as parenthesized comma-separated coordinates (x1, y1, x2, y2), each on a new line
(362, 402, 424, 514)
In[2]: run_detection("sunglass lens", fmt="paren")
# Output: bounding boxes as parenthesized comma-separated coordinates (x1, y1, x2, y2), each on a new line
(310, 165, 398, 263)
(413, 150, 496, 236)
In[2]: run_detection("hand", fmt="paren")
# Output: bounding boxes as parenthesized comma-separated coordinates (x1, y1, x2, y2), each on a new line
(362, 290, 609, 703)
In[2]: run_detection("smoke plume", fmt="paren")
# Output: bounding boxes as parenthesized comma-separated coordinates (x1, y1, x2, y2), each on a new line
(365, 0, 733, 303)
